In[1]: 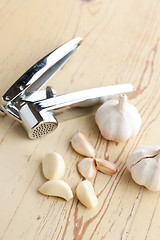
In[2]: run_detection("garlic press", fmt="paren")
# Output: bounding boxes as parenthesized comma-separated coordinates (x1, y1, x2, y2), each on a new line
(0, 37, 135, 139)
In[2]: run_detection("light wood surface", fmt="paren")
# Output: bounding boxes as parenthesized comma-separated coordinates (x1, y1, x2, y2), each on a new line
(0, 0, 160, 239)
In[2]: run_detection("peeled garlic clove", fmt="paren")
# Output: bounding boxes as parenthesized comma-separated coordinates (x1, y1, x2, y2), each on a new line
(78, 158, 97, 179)
(95, 158, 118, 175)
(42, 152, 65, 180)
(70, 131, 95, 157)
(95, 94, 141, 142)
(39, 180, 73, 201)
(126, 145, 160, 191)
(76, 180, 98, 208)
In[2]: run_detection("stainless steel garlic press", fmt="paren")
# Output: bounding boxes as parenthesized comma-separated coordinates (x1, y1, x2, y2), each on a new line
(0, 37, 135, 139)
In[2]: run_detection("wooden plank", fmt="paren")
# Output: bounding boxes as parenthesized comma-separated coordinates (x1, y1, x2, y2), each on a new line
(0, 0, 160, 239)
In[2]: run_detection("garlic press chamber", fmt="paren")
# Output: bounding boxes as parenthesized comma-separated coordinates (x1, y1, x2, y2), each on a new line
(0, 37, 135, 139)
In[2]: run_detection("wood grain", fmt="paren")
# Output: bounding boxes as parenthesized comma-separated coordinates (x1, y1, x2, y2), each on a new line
(0, 0, 160, 239)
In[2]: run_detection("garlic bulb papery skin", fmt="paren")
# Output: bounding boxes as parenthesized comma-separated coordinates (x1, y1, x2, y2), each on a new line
(71, 131, 95, 157)
(77, 158, 97, 179)
(126, 145, 160, 191)
(95, 95, 141, 142)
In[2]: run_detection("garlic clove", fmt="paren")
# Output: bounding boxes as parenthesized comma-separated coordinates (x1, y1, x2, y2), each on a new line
(127, 145, 160, 191)
(77, 158, 97, 179)
(70, 131, 95, 157)
(42, 152, 65, 180)
(76, 180, 98, 208)
(95, 158, 118, 175)
(39, 180, 73, 201)
(95, 94, 141, 142)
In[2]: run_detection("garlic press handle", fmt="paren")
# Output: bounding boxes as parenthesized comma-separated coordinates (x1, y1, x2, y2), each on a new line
(1, 37, 82, 105)
(36, 83, 135, 111)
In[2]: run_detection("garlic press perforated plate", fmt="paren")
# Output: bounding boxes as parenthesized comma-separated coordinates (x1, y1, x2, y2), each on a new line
(0, 37, 135, 139)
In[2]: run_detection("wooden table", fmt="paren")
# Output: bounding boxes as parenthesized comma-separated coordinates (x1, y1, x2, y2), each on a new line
(0, 0, 160, 239)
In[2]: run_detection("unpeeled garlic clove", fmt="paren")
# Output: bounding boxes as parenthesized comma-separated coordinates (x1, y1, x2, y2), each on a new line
(76, 180, 98, 208)
(42, 152, 65, 180)
(95, 158, 118, 175)
(126, 145, 160, 191)
(39, 180, 73, 201)
(77, 158, 97, 179)
(95, 94, 141, 142)
(70, 131, 95, 157)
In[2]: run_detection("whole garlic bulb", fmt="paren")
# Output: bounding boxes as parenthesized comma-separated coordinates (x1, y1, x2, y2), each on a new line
(126, 145, 160, 191)
(95, 95, 141, 142)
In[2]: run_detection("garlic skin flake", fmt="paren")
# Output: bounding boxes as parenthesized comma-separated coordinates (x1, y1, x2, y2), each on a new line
(71, 131, 95, 157)
(42, 152, 65, 180)
(39, 180, 73, 201)
(76, 180, 98, 208)
(95, 95, 141, 142)
(78, 158, 97, 179)
(126, 145, 160, 191)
